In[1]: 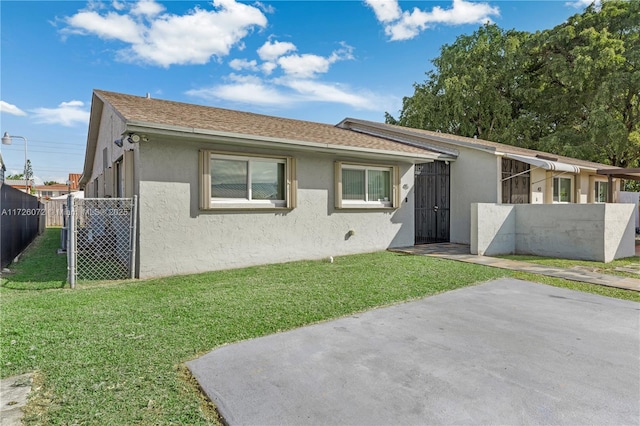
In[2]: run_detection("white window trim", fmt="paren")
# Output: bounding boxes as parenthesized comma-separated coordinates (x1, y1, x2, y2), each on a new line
(552, 175, 574, 204)
(335, 161, 400, 209)
(200, 150, 296, 210)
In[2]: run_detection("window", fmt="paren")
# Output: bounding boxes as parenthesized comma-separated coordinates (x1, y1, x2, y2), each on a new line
(553, 176, 573, 203)
(335, 162, 399, 209)
(501, 159, 530, 204)
(595, 181, 609, 203)
(114, 158, 123, 198)
(200, 151, 296, 209)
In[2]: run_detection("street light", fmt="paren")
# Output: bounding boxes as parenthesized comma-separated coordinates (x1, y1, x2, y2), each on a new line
(1, 132, 29, 193)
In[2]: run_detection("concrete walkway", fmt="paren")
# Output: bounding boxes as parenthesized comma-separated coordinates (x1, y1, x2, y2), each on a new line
(391, 243, 640, 292)
(0, 373, 32, 426)
(187, 279, 640, 425)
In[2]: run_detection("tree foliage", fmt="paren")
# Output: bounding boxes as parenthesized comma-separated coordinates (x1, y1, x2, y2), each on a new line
(388, 0, 640, 168)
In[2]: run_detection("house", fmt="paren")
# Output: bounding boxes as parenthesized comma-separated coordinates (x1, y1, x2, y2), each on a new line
(80, 90, 448, 278)
(4, 179, 34, 194)
(35, 184, 70, 199)
(35, 174, 82, 199)
(79, 90, 633, 278)
(337, 119, 623, 245)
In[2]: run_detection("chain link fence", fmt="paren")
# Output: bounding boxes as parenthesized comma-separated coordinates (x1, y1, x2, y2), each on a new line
(68, 197, 137, 286)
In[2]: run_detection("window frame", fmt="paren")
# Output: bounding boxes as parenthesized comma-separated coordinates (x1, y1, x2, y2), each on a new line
(594, 180, 609, 203)
(552, 176, 573, 203)
(200, 150, 296, 210)
(335, 161, 400, 209)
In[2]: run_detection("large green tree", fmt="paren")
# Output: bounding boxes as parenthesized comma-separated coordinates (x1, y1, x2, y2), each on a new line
(387, 24, 530, 143)
(388, 0, 640, 168)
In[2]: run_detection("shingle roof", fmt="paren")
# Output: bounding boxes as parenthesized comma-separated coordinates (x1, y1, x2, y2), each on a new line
(340, 118, 615, 171)
(94, 90, 435, 157)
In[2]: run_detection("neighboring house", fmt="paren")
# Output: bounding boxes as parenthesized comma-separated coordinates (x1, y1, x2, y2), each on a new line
(337, 119, 622, 245)
(4, 179, 34, 193)
(36, 174, 82, 199)
(79, 90, 630, 278)
(80, 90, 445, 278)
(35, 184, 71, 199)
(68, 173, 81, 191)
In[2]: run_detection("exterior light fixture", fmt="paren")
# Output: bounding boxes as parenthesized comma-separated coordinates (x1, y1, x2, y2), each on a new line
(1, 132, 29, 193)
(127, 134, 141, 143)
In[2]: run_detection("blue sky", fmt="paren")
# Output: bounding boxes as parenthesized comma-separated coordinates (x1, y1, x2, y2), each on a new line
(1, 0, 595, 183)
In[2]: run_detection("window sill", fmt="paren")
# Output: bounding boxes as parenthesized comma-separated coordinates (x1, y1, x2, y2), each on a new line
(337, 203, 396, 210)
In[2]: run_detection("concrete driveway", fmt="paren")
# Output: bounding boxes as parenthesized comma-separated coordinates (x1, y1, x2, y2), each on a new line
(187, 279, 640, 425)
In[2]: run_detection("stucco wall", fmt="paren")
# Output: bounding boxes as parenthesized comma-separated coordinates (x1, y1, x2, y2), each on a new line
(136, 138, 416, 278)
(86, 103, 139, 198)
(471, 203, 635, 262)
(449, 148, 499, 244)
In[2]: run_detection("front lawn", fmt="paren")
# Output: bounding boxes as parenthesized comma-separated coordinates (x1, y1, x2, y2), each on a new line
(499, 254, 640, 279)
(1, 229, 638, 425)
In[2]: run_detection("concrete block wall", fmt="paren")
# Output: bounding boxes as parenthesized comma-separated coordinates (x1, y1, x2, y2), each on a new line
(471, 203, 636, 262)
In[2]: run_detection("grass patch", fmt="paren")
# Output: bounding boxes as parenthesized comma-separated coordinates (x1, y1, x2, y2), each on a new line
(498, 254, 640, 279)
(1, 228, 67, 290)
(1, 229, 638, 424)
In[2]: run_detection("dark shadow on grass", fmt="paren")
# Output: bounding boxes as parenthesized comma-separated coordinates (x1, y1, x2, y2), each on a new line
(1, 228, 68, 290)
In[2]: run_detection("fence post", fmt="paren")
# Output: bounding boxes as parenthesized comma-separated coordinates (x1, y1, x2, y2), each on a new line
(130, 195, 138, 279)
(67, 195, 75, 289)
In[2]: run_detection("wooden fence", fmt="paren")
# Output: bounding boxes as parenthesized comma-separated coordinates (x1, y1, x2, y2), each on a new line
(44, 199, 67, 227)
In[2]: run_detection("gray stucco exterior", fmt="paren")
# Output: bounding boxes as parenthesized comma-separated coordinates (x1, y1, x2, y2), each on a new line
(136, 137, 416, 278)
(80, 91, 634, 279)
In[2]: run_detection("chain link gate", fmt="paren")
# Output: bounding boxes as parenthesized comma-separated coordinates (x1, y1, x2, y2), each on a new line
(67, 196, 137, 287)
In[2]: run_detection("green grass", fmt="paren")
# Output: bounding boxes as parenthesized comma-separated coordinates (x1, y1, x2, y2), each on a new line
(498, 254, 640, 279)
(1, 229, 638, 425)
(1, 227, 67, 290)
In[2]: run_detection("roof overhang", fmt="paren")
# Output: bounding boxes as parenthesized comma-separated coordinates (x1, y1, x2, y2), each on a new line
(503, 153, 581, 173)
(596, 168, 640, 181)
(336, 118, 459, 159)
(124, 121, 442, 163)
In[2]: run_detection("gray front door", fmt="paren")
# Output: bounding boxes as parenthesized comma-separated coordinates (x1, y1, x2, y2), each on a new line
(415, 161, 450, 244)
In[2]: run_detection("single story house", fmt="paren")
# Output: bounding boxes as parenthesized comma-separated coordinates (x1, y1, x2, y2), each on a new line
(79, 90, 632, 278)
(336, 119, 624, 245)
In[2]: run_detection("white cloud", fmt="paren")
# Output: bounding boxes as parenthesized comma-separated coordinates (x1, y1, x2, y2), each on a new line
(187, 74, 293, 106)
(257, 40, 297, 61)
(277, 43, 353, 78)
(130, 0, 165, 17)
(31, 100, 90, 127)
(229, 58, 259, 71)
(364, 0, 401, 23)
(64, 10, 143, 44)
(62, 0, 267, 67)
(261, 62, 278, 75)
(366, 0, 499, 41)
(188, 72, 386, 111)
(565, 0, 600, 8)
(277, 78, 383, 110)
(277, 54, 333, 78)
(0, 101, 27, 116)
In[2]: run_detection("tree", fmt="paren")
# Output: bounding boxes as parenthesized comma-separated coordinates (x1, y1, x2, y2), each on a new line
(388, 24, 529, 144)
(6, 173, 24, 180)
(525, 0, 640, 167)
(24, 159, 33, 182)
(44, 181, 59, 186)
(388, 0, 640, 168)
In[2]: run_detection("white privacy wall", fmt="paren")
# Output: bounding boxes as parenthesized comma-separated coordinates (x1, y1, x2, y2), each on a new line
(471, 203, 635, 262)
(136, 137, 416, 278)
(449, 147, 500, 244)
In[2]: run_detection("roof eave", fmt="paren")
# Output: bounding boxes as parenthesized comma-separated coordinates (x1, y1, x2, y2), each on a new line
(338, 118, 496, 156)
(79, 92, 104, 187)
(124, 121, 445, 162)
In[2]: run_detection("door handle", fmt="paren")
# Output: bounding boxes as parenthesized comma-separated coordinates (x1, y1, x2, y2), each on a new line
(433, 205, 439, 212)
